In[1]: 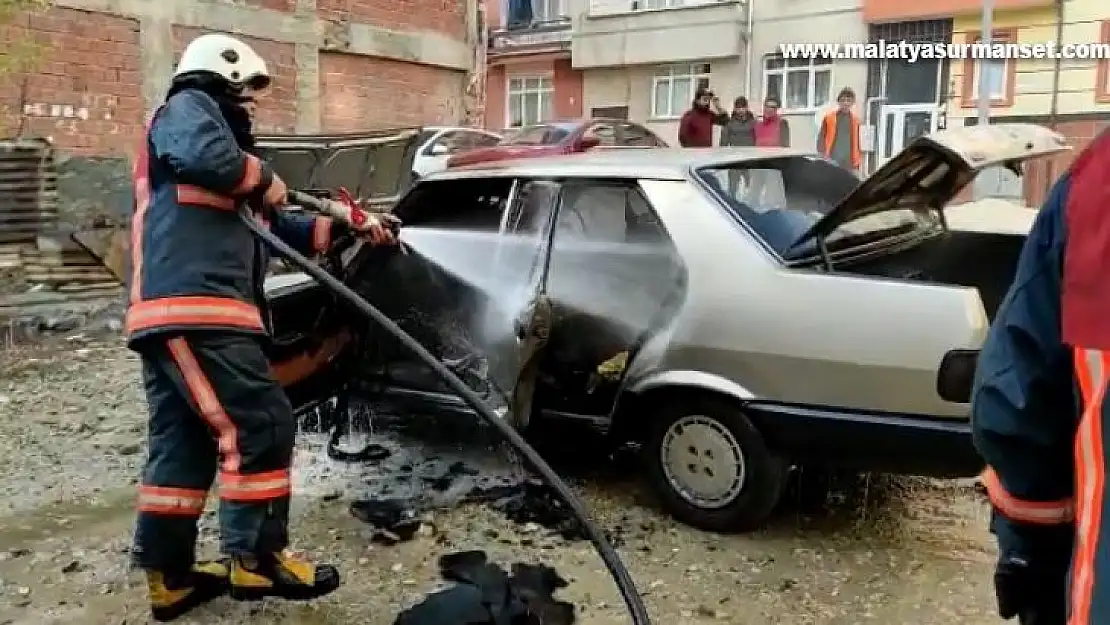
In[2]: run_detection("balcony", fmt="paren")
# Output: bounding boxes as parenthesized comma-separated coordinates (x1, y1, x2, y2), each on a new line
(488, 17, 572, 59)
(571, 0, 748, 68)
(862, 0, 1052, 22)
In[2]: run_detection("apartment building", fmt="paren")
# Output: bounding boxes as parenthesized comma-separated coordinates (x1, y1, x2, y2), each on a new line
(747, 0, 869, 155)
(569, 0, 748, 145)
(482, 0, 875, 149)
(483, 0, 583, 131)
(943, 0, 1110, 204)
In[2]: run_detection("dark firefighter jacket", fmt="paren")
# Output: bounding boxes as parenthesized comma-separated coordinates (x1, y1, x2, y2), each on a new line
(973, 128, 1110, 621)
(971, 171, 1075, 550)
(125, 88, 342, 344)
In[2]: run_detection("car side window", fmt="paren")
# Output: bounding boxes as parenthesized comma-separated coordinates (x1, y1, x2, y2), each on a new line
(494, 179, 559, 290)
(505, 180, 559, 236)
(424, 131, 468, 156)
(394, 177, 513, 231)
(554, 181, 670, 244)
(547, 180, 681, 337)
(618, 123, 658, 147)
(582, 123, 617, 146)
(470, 132, 502, 148)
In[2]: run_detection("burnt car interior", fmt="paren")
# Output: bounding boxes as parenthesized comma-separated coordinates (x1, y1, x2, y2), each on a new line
(267, 173, 687, 428)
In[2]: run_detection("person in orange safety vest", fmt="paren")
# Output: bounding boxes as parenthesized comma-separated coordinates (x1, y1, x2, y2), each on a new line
(816, 87, 861, 172)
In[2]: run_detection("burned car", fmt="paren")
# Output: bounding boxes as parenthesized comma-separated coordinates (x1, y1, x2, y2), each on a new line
(80, 124, 1067, 533)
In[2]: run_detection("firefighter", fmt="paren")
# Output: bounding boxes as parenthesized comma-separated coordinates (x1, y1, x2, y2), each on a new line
(971, 131, 1110, 624)
(127, 33, 396, 621)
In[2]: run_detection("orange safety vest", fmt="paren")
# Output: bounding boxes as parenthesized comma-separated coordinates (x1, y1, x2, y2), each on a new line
(821, 110, 861, 169)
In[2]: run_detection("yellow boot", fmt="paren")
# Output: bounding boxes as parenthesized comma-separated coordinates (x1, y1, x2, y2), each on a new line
(147, 560, 230, 622)
(229, 550, 341, 601)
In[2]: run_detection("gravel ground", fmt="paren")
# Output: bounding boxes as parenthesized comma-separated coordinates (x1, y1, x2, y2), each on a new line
(0, 339, 1000, 624)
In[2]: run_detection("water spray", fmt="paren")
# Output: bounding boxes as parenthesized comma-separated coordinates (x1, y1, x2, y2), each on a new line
(244, 191, 651, 624)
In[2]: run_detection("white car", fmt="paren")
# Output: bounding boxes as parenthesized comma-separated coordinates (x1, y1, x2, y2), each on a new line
(411, 126, 503, 178)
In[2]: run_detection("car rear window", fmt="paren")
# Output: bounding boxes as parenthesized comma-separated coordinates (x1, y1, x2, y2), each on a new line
(503, 125, 572, 145)
(696, 156, 866, 254)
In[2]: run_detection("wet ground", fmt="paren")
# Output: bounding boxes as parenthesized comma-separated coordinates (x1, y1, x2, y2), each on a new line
(0, 340, 999, 624)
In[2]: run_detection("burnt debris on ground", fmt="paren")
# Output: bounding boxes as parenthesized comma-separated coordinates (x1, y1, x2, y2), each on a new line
(305, 396, 627, 547)
(393, 549, 576, 625)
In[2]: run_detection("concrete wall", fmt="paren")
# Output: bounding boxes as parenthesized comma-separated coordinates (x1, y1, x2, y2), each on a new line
(570, 1, 747, 68)
(950, 2, 1110, 120)
(0, 0, 479, 158)
(748, 0, 867, 152)
(581, 58, 743, 145)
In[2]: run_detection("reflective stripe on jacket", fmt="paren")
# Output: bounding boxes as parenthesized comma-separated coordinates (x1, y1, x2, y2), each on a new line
(126, 88, 337, 343)
(1061, 129, 1110, 624)
(973, 127, 1110, 623)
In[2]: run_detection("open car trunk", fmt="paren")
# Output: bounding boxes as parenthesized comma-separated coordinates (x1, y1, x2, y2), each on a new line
(829, 228, 1025, 319)
(71, 127, 425, 281)
(786, 124, 1067, 320)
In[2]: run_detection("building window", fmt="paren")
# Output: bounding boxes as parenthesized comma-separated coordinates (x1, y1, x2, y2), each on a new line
(507, 76, 554, 127)
(960, 28, 1017, 108)
(534, 0, 565, 21)
(651, 63, 711, 119)
(1098, 21, 1110, 103)
(762, 54, 833, 112)
(635, 0, 683, 9)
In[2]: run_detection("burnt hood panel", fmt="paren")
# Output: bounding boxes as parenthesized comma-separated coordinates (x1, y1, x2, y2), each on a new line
(789, 123, 1069, 250)
(255, 128, 423, 209)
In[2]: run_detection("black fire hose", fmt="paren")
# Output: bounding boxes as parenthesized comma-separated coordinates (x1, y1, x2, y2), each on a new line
(242, 197, 651, 624)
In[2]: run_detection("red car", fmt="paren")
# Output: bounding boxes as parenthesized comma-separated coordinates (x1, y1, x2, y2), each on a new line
(446, 118, 668, 168)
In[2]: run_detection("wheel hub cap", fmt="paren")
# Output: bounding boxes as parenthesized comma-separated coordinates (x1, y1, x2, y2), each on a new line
(660, 415, 745, 508)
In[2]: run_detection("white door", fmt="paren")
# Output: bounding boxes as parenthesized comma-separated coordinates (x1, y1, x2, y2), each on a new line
(875, 103, 939, 168)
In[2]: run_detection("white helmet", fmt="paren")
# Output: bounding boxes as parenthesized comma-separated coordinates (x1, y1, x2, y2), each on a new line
(173, 33, 270, 89)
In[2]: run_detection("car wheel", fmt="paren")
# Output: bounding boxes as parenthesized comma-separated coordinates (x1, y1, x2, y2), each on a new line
(644, 395, 787, 532)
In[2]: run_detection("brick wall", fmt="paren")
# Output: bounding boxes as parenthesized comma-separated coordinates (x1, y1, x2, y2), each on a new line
(171, 26, 298, 134)
(317, 0, 466, 39)
(1, 0, 471, 157)
(319, 52, 464, 130)
(0, 7, 143, 157)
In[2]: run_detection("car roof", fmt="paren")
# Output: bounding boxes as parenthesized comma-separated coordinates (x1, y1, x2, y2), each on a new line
(424, 126, 500, 134)
(427, 146, 814, 181)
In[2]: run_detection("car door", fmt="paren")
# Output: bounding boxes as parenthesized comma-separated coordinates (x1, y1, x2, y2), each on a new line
(487, 179, 560, 428)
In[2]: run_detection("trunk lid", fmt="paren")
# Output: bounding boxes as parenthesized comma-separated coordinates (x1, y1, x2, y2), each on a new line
(72, 127, 423, 274)
(788, 123, 1069, 250)
(254, 127, 423, 211)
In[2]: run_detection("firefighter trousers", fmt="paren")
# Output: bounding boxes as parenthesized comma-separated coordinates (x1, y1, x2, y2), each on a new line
(132, 332, 296, 572)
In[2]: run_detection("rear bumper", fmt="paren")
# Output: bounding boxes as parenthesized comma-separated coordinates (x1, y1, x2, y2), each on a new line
(746, 402, 981, 478)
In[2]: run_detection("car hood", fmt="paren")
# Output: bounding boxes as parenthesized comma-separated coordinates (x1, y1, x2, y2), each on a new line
(254, 127, 423, 210)
(788, 123, 1069, 250)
